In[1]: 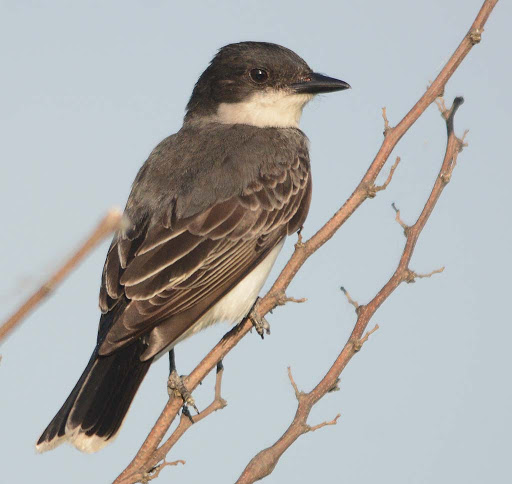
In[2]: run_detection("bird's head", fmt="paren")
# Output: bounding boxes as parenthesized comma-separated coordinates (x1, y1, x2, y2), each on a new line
(185, 41, 350, 128)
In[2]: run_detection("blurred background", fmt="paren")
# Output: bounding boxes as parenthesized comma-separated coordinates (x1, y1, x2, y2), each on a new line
(1, 1, 510, 483)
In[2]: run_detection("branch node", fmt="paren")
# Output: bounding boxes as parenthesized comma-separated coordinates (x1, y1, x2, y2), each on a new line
(352, 324, 379, 351)
(439, 172, 452, 185)
(435, 97, 450, 119)
(469, 28, 482, 45)
(328, 377, 341, 393)
(404, 267, 445, 284)
(457, 129, 470, 152)
(403, 269, 417, 284)
(391, 203, 410, 236)
(41, 282, 54, 296)
(381, 107, 394, 137)
(306, 414, 341, 433)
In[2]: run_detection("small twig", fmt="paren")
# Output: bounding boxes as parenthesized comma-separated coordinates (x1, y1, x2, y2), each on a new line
(287, 367, 302, 401)
(372, 156, 401, 195)
(117, 362, 228, 484)
(391, 202, 410, 235)
(353, 324, 380, 351)
(407, 267, 445, 282)
(382, 107, 393, 137)
(0, 209, 122, 344)
(307, 414, 341, 433)
(340, 287, 360, 312)
(435, 97, 449, 118)
(142, 460, 185, 483)
(277, 295, 307, 306)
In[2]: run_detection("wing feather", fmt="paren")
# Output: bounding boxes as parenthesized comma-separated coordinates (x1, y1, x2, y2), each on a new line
(98, 151, 311, 356)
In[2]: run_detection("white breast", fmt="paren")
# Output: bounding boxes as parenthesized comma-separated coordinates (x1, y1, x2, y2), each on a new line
(171, 238, 285, 346)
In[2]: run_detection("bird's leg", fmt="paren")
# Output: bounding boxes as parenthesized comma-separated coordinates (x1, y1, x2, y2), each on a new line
(167, 349, 199, 413)
(248, 297, 270, 339)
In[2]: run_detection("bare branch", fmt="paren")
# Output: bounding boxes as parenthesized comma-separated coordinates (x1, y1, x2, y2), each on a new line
(117, 363, 228, 484)
(0, 209, 122, 344)
(372, 156, 401, 195)
(277, 295, 307, 305)
(141, 460, 185, 484)
(392, 202, 410, 235)
(354, 324, 380, 352)
(381, 107, 393, 137)
(287, 367, 302, 401)
(307, 414, 341, 433)
(340, 287, 360, 312)
(234, 94, 468, 484)
(409, 267, 446, 281)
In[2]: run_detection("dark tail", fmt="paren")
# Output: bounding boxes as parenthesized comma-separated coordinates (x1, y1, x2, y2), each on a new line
(36, 340, 152, 453)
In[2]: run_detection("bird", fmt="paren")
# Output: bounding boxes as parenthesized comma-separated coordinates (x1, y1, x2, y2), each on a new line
(36, 41, 350, 453)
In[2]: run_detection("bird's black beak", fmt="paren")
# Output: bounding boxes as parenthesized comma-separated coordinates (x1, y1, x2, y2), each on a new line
(291, 72, 351, 94)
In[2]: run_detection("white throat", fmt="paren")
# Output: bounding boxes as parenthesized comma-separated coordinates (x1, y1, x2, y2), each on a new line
(214, 90, 313, 128)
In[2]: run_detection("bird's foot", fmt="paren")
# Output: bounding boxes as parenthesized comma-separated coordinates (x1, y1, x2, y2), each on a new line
(248, 299, 270, 339)
(167, 370, 199, 414)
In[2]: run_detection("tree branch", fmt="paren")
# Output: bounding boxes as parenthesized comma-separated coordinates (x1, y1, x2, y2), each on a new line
(0, 209, 123, 344)
(235, 96, 466, 483)
(112, 1, 497, 482)
(140, 361, 228, 478)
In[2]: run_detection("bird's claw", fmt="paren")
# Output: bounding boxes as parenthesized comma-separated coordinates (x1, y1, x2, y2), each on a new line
(249, 303, 270, 339)
(167, 370, 199, 413)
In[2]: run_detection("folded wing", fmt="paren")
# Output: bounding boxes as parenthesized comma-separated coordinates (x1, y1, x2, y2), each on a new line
(98, 153, 311, 359)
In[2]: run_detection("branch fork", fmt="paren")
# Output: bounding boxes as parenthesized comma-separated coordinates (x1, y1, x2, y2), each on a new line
(340, 287, 362, 315)
(381, 107, 394, 137)
(392, 202, 411, 236)
(141, 460, 185, 484)
(307, 414, 341, 433)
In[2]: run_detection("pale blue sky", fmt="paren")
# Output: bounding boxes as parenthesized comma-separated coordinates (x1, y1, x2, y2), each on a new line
(1, 1, 510, 483)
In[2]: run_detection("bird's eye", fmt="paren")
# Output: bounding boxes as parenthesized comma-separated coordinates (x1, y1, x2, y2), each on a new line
(249, 68, 269, 83)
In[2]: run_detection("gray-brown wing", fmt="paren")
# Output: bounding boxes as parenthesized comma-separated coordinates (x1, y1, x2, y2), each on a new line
(98, 155, 311, 358)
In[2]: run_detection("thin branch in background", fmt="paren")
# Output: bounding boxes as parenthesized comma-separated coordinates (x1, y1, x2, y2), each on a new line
(113, 2, 497, 482)
(0, 209, 123, 344)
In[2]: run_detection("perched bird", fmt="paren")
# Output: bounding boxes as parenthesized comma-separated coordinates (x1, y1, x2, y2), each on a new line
(36, 41, 350, 453)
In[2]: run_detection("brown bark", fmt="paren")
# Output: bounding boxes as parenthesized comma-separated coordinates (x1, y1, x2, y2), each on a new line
(0, 209, 122, 343)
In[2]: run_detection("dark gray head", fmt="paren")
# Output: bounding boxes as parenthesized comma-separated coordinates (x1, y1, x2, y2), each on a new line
(185, 42, 350, 128)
